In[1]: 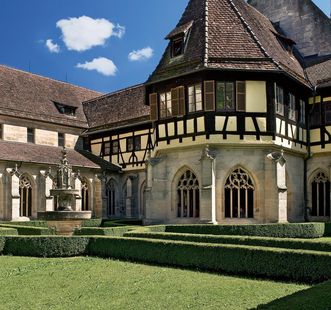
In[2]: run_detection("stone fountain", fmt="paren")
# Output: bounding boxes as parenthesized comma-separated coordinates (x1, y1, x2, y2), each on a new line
(38, 148, 91, 235)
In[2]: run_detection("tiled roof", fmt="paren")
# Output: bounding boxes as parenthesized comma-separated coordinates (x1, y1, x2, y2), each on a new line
(0, 65, 101, 128)
(306, 59, 331, 87)
(147, 0, 308, 86)
(165, 21, 194, 39)
(83, 84, 150, 131)
(0, 141, 100, 169)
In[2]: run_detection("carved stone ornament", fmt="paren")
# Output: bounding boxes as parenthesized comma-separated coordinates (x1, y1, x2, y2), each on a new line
(201, 145, 216, 161)
(267, 149, 286, 166)
(6, 164, 22, 177)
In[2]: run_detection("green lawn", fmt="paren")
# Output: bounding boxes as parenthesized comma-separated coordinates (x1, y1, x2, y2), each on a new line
(0, 256, 308, 310)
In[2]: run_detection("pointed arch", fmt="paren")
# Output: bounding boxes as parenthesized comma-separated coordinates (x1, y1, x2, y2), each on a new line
(140, 180, 147, 218)
(19, 174, 34, 217)
(173, 167, 200, 218)
(80, 177, 91, 211)
(106, 178, 118, 217)
(309, 169, 330, 217)
(224, 167, 255, 219)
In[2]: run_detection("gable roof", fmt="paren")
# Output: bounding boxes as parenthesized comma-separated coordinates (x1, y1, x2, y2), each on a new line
(147, 0, 308, 86)
(306, 59, 331, 88)
(0, 65, 101, 128)
(83, 84, 150, 131)
(0, 140, 100, 169)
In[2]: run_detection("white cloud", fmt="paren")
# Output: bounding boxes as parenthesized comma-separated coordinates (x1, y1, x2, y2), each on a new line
(113, 24, 125, 39)
(76, 57, 117, 76)
(45, 39, 60, 53)
(56, 16, 125, 52)
(128, 47, 154, 61)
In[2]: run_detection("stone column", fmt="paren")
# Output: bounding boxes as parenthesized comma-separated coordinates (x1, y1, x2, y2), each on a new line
(267, 150, 287, 223)
(6, 166, 21, 221)
(74, 177, 82, 211)
(40, 169, 54, 212)
(200, 145, 217, 224)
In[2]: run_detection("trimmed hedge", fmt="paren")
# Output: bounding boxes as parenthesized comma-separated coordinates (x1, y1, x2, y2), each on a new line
(3, 236, 89, 257)
(124, 232, 331, 252)
(163, 223, 325, 238)
(102, 219, 143, 227)
(0, 227, 18, 236)
(81, 219, 103, 227)
(0, 236, 5, 253)
(0, 221, 47, 227)
(0, 224, 53, 235)
(88, 237, 331, 283)
(74, 226, 139, 236)
(1, 235, 331, 283)
(324, 223, 331, 237)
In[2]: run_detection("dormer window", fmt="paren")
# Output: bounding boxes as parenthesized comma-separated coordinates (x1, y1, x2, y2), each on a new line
(172, 36, 184, 57)
(54, 102, 77, 116)
(166, 20, 193, 59)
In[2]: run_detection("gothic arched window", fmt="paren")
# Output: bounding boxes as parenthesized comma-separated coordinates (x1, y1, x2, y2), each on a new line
(19, 175, 32, 217)
(224, 168, 255, 219)
(81, 180, 89, 211)
(177, 170, 199, 218)
(107, 180, 116, 216)
(311, 171, 330, 217)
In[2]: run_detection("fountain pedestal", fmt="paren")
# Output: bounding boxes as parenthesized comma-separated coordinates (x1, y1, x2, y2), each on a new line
(38, 148, 91, 235)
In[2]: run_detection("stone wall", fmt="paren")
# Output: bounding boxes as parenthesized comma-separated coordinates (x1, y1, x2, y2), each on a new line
(145, 145, 305, 224)
(248, 0, 331, 57)
(0, 162, 100, 221)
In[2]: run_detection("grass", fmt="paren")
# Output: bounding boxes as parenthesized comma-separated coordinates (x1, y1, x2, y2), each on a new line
(255, 280, 331, 309)
(0, 256, 308, 310)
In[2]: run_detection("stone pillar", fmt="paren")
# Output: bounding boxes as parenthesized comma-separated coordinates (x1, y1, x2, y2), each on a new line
(94, 174, 104, 218)
(200, 145, 217, 224)
(267, 150, 288, 223)
(144, 155, 166, 225)
(74, 177, 82, 211)
(6, 167, 21, 221)
(40, 169, 55, 212)
(125, 177, 133, 218)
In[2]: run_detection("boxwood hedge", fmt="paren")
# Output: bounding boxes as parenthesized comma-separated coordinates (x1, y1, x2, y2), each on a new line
(3, 236, 90, 257)
(87, 237, 331, 283)
(0, 236, 5, 253)
(124, 232, 331, 252)
(0, 227, 18, 236)
(1, 235, 331, 283)
(0, 224, 53, 235)
(74, 226, 137, 236)
(163, 223, 325, 238)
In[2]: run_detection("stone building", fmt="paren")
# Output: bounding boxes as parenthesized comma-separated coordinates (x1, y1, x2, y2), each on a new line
(0, 0, 330, 224)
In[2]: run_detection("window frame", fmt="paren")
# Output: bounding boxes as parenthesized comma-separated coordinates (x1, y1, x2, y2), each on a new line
(159, 92, 172, 119)
(288, 93, 297, 121)
(275, 84, 285, 116)
(171, 36, 184, 58)
(299, 99, 306, 125)
(216, 81, 235, 112)
(58, 133, 65, 148)
(27, 128, 35, 144)
(188, 84, 203, 113)
(127, 136, 141, 152)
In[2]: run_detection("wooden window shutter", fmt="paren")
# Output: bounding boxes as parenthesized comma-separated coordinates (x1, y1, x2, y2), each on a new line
(171, 88, 179, 116)
(178, 86, 186, 116)
(236, 81, 246, 112)
(204, 81, 215, 111)
(149, 93, 158, 121)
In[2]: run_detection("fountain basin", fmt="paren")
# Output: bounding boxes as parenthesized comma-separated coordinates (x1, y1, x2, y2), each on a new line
(38, 211, 92, 236)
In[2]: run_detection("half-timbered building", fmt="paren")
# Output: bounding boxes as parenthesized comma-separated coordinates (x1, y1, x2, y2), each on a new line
(0, 0, 330, 224)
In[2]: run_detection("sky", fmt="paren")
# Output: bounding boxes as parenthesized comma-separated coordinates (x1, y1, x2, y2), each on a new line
(0, 0, 329, 94)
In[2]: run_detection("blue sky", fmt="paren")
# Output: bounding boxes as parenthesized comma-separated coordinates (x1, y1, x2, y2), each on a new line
(0, 0, 329, 94)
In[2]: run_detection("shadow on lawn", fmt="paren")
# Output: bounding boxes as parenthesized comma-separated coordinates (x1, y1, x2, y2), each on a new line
(253, 280, 331, 310)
